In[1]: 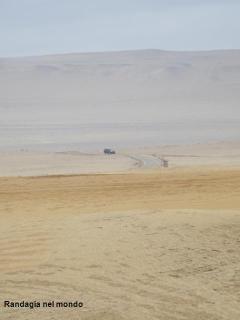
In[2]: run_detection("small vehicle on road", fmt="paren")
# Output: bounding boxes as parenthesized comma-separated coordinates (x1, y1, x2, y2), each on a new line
(104, 148, 116, 155)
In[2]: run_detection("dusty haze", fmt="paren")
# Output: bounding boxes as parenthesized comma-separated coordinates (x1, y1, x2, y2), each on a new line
(1, 50, 240, 320)
(0, 49, 240, 150)
(1, 49, 240, 124)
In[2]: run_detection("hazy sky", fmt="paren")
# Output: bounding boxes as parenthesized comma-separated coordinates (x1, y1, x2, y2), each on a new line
(1, 0, 240, 57)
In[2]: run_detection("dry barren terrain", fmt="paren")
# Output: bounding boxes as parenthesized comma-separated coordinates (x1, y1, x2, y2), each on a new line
(1, 49, 240, 320)
(0, 167, 240, 319)
(1, 50, 240, 126)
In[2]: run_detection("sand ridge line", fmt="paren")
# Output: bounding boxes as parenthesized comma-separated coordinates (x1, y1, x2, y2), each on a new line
(0, 167, 240, 214)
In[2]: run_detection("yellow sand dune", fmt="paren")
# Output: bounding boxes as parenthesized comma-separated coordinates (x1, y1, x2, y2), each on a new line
(0, 167, 240, 319)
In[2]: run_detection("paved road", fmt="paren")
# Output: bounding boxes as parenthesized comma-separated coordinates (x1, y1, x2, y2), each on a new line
(126, 154, 163, 169)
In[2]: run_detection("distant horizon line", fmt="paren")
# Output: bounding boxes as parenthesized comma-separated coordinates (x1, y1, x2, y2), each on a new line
(1, 48, 240, 59)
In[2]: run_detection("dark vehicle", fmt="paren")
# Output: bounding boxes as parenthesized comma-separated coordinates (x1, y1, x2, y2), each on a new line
(104, 148, 116, 155)
(161, 159, 169, 168)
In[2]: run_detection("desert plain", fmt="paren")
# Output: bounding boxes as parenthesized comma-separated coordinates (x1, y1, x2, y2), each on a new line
(0, 50, 240, 319)
(0, 141, 240, 320)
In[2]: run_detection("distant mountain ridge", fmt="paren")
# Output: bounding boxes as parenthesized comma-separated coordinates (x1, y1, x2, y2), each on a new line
(1, 49, 240, 125)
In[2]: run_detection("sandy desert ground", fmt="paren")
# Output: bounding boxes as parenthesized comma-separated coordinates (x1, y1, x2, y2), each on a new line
(0, 49, 240, 319)
(0, 141, 240, 177)
(0, 147, 240, 320)
(1, 50, 240, 125)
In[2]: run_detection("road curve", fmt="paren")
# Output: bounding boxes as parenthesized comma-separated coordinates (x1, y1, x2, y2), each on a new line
(125, 154, 163, 169)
